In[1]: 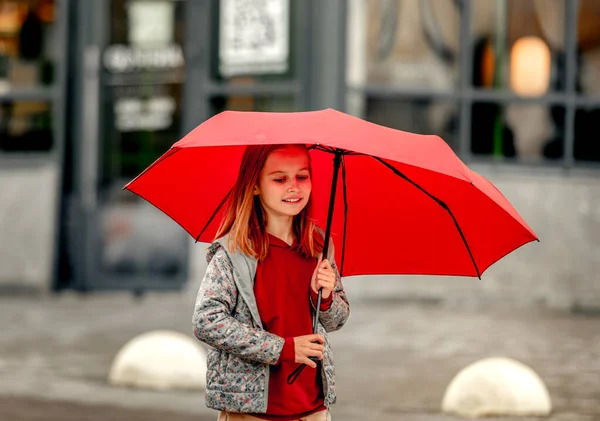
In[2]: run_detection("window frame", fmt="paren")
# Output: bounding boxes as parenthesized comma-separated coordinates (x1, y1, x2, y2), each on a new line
(348, 0, 600, 171)
(0, 0, 68, 160)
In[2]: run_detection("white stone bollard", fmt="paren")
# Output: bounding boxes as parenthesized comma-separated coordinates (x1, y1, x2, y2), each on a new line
(442, 357, 552, 418)
(108, 330, 207, 391)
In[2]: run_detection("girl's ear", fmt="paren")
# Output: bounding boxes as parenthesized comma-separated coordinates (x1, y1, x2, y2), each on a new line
(253, 186, 259, 195)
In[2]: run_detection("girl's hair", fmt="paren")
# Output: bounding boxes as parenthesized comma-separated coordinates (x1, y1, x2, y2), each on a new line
(215, 144, 324, 260)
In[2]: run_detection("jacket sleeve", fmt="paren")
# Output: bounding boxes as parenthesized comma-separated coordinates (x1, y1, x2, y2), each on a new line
(310, 240, 350, 333)
(192, 248, 284, 365)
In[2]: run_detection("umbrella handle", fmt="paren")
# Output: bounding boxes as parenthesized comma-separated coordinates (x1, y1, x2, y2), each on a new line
(313, 289, 323, 333)
(311, 149, 340, 334)
(288, 289, 324, 385)
(288, 150, 342, 386)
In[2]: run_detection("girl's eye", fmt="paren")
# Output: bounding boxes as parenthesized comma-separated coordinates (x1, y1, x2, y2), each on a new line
(273, 178, 285, 183)
(297, 175, 309, 181)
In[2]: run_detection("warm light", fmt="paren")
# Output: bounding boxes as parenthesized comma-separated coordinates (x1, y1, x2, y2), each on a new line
(481, 41, 495, 88)
(510, 36, 551, 97)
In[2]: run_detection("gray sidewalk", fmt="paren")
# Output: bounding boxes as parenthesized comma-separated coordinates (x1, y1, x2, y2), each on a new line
(0, 290, 598, 421)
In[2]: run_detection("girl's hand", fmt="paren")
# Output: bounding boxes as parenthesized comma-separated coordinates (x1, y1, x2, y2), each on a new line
(311, 256, 336, 300)
(293, 334, 324, 368)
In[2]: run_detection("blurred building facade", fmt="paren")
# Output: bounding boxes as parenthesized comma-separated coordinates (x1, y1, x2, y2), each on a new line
(0, 0, 598, 310)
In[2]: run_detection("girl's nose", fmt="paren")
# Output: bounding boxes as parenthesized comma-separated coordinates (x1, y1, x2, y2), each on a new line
(288, 180, 299, 191)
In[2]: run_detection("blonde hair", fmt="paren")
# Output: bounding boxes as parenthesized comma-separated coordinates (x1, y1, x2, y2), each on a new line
(215, 144, 324, 260)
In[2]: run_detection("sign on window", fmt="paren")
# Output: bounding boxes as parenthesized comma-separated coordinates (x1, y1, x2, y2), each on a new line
(219, 0, 290, 77)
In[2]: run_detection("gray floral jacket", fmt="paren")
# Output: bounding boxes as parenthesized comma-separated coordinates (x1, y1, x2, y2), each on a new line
(192, 234, 350, 413)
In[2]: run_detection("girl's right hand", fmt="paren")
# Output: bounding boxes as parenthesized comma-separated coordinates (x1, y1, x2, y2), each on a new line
(293, 334, 324, 368)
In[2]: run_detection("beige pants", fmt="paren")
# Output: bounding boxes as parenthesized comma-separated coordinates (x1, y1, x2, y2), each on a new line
(217, 409, 330, 421)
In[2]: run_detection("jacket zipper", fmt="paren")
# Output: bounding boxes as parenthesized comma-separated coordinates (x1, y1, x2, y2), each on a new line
(320, 324, 329, 403)
(264, 363, 270, 411)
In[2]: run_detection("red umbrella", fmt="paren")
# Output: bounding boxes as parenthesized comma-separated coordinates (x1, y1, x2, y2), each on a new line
(124, 108, 538, 342)
(125, 108, 538, 379)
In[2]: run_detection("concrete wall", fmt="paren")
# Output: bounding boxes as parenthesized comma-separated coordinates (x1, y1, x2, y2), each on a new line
(0, 162, 59, 291)
(470, 166, 600, 311)
(188, 167, 600, 312)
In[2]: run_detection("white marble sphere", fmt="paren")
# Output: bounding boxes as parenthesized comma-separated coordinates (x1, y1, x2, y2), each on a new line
(442, 357, 552, 417)
(108, 330, 206, 391)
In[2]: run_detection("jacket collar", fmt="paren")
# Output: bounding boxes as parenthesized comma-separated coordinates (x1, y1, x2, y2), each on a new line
(209, 228, 335, 329)
(213, 235, 262, 328)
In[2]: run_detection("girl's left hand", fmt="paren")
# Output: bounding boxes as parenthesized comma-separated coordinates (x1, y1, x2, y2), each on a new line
(311, 256, 336, 299)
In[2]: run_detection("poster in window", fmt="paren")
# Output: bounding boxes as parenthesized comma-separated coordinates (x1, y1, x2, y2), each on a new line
(219, 0, 290, 77)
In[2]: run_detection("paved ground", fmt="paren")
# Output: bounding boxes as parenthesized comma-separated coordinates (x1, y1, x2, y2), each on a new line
(0, 290, 598, 421)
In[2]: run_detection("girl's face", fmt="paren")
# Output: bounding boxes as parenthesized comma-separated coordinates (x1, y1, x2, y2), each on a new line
(256, 146, 312, 219)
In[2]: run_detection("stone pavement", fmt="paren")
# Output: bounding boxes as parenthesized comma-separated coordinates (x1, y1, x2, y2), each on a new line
(0, 289, 598, 421)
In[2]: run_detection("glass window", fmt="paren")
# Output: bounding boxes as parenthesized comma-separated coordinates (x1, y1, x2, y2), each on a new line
(0, 1, 57, 153)
(359, 0, 461, 91)
(99, 188, 187, 278)
(211, 0, 295, 83)
(365, 99, 460, 151)
(575, 0, 600, 98)
(572, 0, 600, 163)
(95, 0, 188, 282)
(346, 0, 599, 167)
(0, 0, 57, 90)
(101, 0, 186, 181)
(210, 95, 296, 114)
(103, 83, 184, 181)
(471, 0, 563, 95)
(574, 106, 600, 162)
(0, 100, 52, 151)
(471, 101, 564, 162)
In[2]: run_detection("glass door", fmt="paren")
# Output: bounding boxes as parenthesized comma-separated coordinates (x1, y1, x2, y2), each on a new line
(69, 0, 190, 291)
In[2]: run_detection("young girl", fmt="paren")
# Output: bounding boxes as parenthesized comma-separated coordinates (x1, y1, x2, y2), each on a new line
(193, 144, 350, 421)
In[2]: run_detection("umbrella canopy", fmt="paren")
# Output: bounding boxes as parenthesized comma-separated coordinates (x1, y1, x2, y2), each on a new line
(124, 108, 538, 279)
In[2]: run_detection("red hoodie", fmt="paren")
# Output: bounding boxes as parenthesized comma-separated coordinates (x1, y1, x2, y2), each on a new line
(250, 234, 332, 421)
